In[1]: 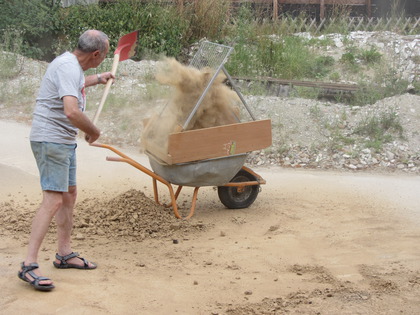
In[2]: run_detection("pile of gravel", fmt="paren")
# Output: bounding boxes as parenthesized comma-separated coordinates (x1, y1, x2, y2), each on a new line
(0, 201, 35, 235)
(0, 189, 209, 241)
(245, 93, 419, 173)
(73, 189, 209, 241)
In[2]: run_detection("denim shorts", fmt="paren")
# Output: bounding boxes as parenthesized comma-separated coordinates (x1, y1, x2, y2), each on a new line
(30, 141, 77, 192)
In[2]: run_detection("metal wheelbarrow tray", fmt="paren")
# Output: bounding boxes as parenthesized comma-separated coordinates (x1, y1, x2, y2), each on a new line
(92, 41, 272, 219)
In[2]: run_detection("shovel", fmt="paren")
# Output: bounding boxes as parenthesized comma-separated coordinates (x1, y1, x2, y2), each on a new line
(92, 30, 139, 125)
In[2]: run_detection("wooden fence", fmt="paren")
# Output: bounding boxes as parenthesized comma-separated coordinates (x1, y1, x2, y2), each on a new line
(97, 1, 419, 20)
(161, 0, 373, 19)
(166, 0, 420, 34)
(94, 1, 419, 34)
(234, 0, 372, 19)
(275, 16, 420, 34)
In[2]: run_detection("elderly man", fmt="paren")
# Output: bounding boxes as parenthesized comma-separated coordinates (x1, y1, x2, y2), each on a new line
(18, 30, 114, 291)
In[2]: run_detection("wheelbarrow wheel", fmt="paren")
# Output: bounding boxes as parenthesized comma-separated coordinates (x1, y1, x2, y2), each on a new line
(218, 169, 259, 209)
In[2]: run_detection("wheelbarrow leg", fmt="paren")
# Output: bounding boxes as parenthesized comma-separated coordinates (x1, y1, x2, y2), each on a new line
(153, 183, 183, 209)
(171, 186, 200, 219)
(152, 178, 160, 205)
(175, 185, 184, 199)
(185, 187, 200, 219)
(152, 179, 200, 219)
(152, 178, 183, 219)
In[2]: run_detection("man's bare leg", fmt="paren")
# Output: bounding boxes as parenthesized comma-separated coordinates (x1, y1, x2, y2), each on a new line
(56, 185, 77, 255)
(54, 185, 95, 268)
(21, 190, 63, 285)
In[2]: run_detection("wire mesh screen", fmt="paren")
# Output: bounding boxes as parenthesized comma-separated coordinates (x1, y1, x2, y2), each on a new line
(189, 42, 233, 70)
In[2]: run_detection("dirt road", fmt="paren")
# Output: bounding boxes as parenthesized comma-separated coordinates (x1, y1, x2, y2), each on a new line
(1, 119, 420, 314)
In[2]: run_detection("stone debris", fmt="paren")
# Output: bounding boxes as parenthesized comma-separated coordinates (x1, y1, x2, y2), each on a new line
(245, 93, 419, 174)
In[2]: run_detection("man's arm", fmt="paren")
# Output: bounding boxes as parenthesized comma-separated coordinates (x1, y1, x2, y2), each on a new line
(63, 95, 100, 143)
(85, 71, 114, 87)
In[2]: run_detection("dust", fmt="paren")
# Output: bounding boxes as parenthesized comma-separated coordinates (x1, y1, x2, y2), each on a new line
(142, 57, 240, 151)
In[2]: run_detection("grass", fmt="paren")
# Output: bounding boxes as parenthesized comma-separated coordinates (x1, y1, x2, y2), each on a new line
(0, 30, 24, 79)
(354, 111, 404, 151)
(0, 37, 41, 111)
(358, 46, 382, 64)
(227, 35, 337, 81)
(0, 52, 23, 79)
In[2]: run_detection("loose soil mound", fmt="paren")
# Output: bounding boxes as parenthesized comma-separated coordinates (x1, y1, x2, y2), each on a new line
(0, 189, 209, 241)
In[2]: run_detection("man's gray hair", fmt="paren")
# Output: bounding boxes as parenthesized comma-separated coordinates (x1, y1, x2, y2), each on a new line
(77, 30, 109, 54)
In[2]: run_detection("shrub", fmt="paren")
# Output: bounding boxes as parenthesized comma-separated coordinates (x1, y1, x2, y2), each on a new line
(59, 1, 188, 59)
(0, 0, 62, 60)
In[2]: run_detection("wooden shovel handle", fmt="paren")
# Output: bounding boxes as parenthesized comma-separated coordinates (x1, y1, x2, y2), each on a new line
(92, 53, 120, 125)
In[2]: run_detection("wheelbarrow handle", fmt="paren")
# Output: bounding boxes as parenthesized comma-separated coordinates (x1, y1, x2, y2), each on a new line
(106, 156, 122, 162)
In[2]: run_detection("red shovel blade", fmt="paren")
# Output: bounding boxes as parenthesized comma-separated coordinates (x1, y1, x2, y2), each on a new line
(114, 30, 139, 61)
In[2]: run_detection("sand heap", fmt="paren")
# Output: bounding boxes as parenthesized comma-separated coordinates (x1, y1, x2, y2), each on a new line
(142, 57, 241, 150)
(73, 189, 209, 240)
(0, 189, 209, 241)
(0, 201, 36, 235)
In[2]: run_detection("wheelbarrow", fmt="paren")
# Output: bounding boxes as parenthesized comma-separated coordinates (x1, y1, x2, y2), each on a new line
(91, 142, 267, 219)
(92, 41, 272, 219)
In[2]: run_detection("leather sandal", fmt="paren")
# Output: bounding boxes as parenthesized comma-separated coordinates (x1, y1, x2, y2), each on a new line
(53, 252, 97, 269)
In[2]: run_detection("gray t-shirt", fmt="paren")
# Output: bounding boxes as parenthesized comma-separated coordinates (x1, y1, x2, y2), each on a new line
(30, 52, 86, 144)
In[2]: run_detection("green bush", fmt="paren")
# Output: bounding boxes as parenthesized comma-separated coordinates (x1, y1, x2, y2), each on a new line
(59, 1, 188, 60)
(0, 0, 62, 60)
(0, 0, 189, 60)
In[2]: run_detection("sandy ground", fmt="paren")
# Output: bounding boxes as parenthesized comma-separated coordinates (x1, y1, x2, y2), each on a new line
(1, 119, 420, 315)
